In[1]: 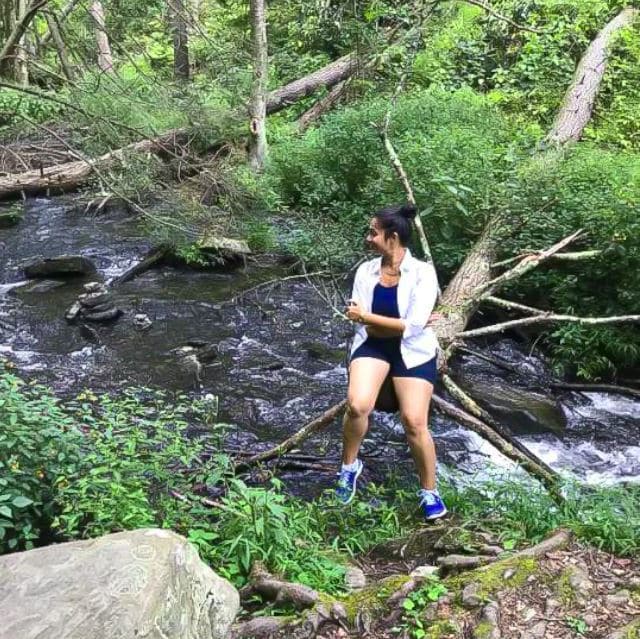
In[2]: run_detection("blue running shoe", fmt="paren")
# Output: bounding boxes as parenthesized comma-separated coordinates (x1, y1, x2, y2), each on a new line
(418, 489, 448, 521)
(335, 460, 363, 505)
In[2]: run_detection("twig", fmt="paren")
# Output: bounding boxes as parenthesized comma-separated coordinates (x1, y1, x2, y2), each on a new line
(230, 270, 331, 303)
(482, 296, 547, 316)
(491, 249, 602, 269)
(457, 313, 640, 339)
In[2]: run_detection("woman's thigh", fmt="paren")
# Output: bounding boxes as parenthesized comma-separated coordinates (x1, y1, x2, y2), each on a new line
(392, 376, 434, 426)
(347, 357, 391, 413)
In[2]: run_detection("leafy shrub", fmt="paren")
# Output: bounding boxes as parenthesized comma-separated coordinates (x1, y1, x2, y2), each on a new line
(0, 369, 80, 552)
(260, 87, 528, 271)
(0, 89, 64, 130)
(504, 145, 640, 377)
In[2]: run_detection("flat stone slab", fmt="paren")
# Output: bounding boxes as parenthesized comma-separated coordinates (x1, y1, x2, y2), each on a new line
(0, 528, 239, 639)
(23, 254, 97, 278)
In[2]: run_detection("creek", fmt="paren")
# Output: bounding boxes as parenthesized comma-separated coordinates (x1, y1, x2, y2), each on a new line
(0, 198, 638, 494)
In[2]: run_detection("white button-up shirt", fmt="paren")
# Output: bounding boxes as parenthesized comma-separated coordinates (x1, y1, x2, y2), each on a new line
(349, 248, 440, 369)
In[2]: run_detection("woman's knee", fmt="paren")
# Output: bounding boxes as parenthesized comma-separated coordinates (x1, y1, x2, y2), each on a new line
(346, 395, 375, 420)
(401, 413, 427, 439)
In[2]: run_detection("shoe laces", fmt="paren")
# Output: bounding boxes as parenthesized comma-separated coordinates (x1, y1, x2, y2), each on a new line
(418, 489, 439, 506)
(337, 469, 353, 487)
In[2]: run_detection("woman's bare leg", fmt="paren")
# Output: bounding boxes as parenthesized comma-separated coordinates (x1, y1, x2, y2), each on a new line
(342, 357, 390, 464)
(392, 377, 436, 489)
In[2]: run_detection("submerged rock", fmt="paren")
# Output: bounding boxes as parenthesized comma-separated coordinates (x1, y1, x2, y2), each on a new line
(0, 528, 239, 639)
(459, 378, 567, 435)
(0, 210, 22, 228)
(23, 254, 96, 278)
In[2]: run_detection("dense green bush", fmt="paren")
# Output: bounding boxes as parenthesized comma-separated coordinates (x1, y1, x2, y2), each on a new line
(505, 145, 640, 377)
(260, 87, 529, 271)
(0, 369, 80, 552)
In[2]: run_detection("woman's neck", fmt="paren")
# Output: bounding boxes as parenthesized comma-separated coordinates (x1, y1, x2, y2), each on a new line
(381, 247, 406, 272)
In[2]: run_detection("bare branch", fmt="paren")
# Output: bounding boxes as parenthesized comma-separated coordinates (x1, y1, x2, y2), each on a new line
(482, 296, 547, 316)
(550, 382, 640, 400)
(491, 249, 602, 269)
(457, 313, 640, 339)
(431, 391, 562, 501)
(476, 229, 584, 296)
(234, 400, 347, 471)
(40, 0, 81, 46)
(461, 0, 545, 33)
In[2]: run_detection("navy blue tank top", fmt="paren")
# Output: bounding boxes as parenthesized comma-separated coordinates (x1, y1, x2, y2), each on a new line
(371, 283, 400, 318)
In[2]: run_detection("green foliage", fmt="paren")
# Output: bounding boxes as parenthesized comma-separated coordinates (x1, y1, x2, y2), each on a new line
(441, 474, 640, 557)
(260, 87, 527, 271)
(400, 575, 449, 639)
(0, 367, 81, 553)
(53, 388, 222, 539)
(504, 145, 640, 378)
(0, 89, 65, 130)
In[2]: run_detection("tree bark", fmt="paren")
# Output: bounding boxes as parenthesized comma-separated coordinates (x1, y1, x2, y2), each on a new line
(45, 12, 74, 81)
(168, 0, 189, 81)
(248, 0, 268, 170)
(89, 0, 114, 74)
(0, 0, 48, 73)
(15, 0, 29, 86)
(266, 53, 358, 115)
(547, 7, 639, 145)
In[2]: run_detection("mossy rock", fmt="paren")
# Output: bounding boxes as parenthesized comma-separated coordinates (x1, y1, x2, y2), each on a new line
(446, 555, 539, 604)
(0, 210, 22, 228)
(369, 523, 498, 565)
(336, 574, 411, 624)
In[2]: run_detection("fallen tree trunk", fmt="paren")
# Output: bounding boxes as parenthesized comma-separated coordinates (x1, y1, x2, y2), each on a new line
(266, 54, 358, 115)
(546, 7, 639, 144)
(0, 130, 186, 199)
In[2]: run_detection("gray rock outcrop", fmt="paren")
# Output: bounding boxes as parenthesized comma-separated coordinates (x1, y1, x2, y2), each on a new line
(23, 254, 96, 278)
(0, 528, 239, 639)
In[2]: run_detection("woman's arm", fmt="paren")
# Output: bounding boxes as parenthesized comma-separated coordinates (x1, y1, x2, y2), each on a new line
(346, 302, 405, 336)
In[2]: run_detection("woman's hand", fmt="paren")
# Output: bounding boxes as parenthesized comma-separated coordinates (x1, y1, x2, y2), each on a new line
(346, 300, 365, 323)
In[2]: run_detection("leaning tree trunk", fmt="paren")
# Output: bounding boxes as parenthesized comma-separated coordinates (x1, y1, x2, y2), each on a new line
(89, 0, 114, 74)
(45, 11, 74, 81)
(0, 0, 48, 73)
(248, 0, 268, 171)
(169, 0, 189, 81)
(40, 0, 79, 46)
(546, 7, 638, 144)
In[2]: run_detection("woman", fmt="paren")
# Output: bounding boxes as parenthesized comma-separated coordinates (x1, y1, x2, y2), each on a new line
(336, 203, 446, 521)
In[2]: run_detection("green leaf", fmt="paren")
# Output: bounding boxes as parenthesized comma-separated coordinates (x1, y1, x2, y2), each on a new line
(12, 496, 34, 508)
(0, 506, 12, 519)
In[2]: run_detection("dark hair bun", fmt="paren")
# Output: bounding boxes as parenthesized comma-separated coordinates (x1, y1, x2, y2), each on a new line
(398, 204, 418, 220)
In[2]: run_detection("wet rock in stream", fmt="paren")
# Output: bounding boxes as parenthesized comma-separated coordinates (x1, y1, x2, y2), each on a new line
(66, 281, 122, 322)
(23, 254, 97, 278)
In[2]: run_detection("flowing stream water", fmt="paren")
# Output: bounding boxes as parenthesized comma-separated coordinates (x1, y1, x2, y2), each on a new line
(1, 198, 638, 495)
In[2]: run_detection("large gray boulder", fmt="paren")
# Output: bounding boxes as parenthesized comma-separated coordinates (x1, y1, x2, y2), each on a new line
(0, 528, 239, 639)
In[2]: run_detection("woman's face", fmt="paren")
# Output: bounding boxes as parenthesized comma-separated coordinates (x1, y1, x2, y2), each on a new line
(365, 217, 397, 254)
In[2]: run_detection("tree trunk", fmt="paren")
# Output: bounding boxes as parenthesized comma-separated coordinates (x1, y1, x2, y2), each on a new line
(45, 11, 74, 81)
(169, 0, 189, 81)
(15, 0, 29, 86)
(547, 7, 639, 145)
(266, 54, 357, 115)
(89, 0, 114, 74)
(40, 0, 79, 47)
(248, 0, 268, 171)
(0, 0, 48, 73)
